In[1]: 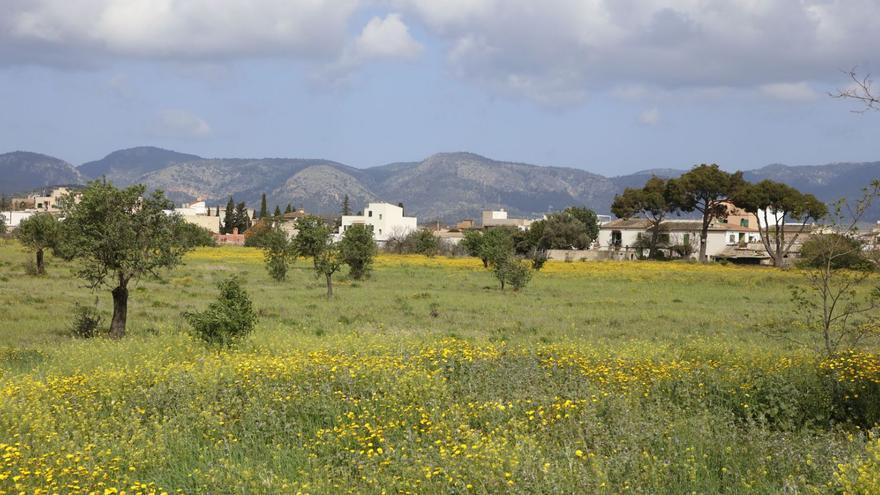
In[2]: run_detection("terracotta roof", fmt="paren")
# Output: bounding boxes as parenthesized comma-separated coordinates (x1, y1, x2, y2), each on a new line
(602, 218, 652, 229)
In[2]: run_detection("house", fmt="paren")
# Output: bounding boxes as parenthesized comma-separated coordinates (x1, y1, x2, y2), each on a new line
(481, 209, 533, 230)
(597, 203, 765, 261)
(164, 200, 221, 234)
(11, 186, 80, 212)
(338, 202, 417, 242)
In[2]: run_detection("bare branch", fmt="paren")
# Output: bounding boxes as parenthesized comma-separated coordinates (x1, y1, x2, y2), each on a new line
(831, 68, 879, 113)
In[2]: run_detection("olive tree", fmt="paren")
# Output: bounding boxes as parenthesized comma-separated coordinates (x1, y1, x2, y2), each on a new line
(733, 180, 827, 267)
(15, 213, 59, 275)
(262, 225, 294, 281)
(339, 224, 376, 280)
(59, 182, 191, 338)
(293, 216, 342, 298)
(667, 164, 745, 262)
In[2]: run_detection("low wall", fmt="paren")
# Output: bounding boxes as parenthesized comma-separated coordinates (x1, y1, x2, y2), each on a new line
(546, 249, 608, 262)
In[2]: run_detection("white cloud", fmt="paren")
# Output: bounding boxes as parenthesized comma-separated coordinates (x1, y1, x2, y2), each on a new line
(354, 14, 422, 60)
(1, 0, 359, 62)
(152, 109, 212, 138)
(395, 0, 880, 104)
(639, 107, 660, 125)
(759, 82, 820, 102)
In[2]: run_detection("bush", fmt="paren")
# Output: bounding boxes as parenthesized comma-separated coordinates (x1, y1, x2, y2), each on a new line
(409, 229, 440, 256)
(174, 221, 217, 248)
(494, 256, 532, 291)
(799, 233, 874, 271)
(184, 277, 258, 346)
(70, 303, 103, 338)
(262, 227, 293, 281)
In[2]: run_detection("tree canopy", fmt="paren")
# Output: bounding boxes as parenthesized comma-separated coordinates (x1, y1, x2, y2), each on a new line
(15, 213, 59, 275)
(611, 177, 676, 259)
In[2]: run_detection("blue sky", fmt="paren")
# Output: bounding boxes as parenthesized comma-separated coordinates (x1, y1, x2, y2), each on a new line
(1, 0, 879, 175)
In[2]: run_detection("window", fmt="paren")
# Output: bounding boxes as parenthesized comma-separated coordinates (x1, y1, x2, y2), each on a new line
(683, 233, 690, 245)
(611, 230, 622, 248)
(728, 234, 736, 244)
(740, 218, 749, 228)
(368, 211, 372, 217)
(379, 214, 383, 220)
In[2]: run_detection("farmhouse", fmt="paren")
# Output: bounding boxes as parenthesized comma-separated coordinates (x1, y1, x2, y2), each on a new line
(338, 202, 417, 242)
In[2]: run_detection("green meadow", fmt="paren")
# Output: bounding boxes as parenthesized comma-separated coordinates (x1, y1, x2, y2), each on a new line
(0, 241, 877, 494)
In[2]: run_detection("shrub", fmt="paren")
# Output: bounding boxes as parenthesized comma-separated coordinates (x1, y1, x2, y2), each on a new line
(184, 277, 258, 346)
(409, 229, 440, 256)
(799, 233, 874, 271)
(70, 303, 103, 339)
(262, 227, 293, 281)
(494, 256, 532, 291)
(174, 221, 217, 248)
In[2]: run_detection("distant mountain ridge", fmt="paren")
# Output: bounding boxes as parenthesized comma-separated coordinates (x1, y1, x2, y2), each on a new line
(2, 146, 878, 221)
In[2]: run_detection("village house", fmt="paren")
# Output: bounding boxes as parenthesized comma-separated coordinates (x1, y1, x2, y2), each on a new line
(481, 209, 533, 230)
(338, 202, 417, 243)
(11, 186, 80, 212)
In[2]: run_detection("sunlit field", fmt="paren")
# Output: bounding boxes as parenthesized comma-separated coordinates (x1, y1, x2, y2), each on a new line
(1, 241, 878, 494)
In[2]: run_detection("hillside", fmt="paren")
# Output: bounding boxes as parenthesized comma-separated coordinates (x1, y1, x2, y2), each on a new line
(0, 151, 83, 195)
(3, 147, 879, 220)
(79, 146, 202, 185)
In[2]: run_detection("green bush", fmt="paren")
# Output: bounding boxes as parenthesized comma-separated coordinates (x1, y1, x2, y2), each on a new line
(184, 277, 258, 346)
(174, 221, 217, 248)
(70, 303, 103, 339)
(262, 227, 293, 281)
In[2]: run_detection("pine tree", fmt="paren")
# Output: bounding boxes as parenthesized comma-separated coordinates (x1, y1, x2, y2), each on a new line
(235, 202, 251, 233)
(222, 198, 236, 234)
(342, 195, 351, 216)
(285, 203, 293, 214)
(259, 193, 268, 219)
(274, 205, 282, 218)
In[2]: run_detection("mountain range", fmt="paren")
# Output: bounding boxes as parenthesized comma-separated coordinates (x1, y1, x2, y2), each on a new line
(2, 146, 879, 221)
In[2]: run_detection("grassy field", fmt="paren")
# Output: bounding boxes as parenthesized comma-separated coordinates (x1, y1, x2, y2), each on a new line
(0, 240, 878, 494)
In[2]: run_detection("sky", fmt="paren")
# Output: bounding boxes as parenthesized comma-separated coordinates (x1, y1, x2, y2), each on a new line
(1, 0, 879, 175)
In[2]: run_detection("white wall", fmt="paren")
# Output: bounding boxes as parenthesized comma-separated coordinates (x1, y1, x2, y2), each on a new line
(339, 202, 417, 242)
(0, 211, 35, 229)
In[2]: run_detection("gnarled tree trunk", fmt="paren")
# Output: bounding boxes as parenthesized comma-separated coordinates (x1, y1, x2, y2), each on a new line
(110, 276, 129, 339)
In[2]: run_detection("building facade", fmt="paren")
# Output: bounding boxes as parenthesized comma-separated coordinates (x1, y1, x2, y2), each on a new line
(338, 202, 417, 242)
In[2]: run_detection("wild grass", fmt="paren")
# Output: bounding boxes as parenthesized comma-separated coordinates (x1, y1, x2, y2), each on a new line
(0, 241, 877, 494)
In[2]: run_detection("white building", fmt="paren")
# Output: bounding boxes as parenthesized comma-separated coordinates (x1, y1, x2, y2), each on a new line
(164, 200, 221, 233)
(338, 202, 417, 242)
(481, 209, 533, 230)
(0, 210, 36, 230)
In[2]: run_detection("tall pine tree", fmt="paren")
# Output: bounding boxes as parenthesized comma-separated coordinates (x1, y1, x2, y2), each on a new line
(285, 203, 293, 213)
(274, 205, 282, 218)
(342, 195, 351, 216)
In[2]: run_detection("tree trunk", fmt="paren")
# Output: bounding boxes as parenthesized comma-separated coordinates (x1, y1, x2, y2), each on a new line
(774, 245, 786, 268)
(35, 248, 45, 275)
(325, 273, 333, 299)
(698, 229, 708, 263)
(110, 281, 129, 339)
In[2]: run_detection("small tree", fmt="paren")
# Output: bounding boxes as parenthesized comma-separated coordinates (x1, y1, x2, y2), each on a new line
(293, 216, 332, 261)
(540, 212, 592, 249)
(340, 224, 376, 280)
(262, 226, 294, 281)
(409, 229, 439, 256)
(733, 180, 827, 267)
(788, 181, 880, 356)
(493, 255, 532, 291)
(342, 195, 351, 216)
(59, 182, 191, 338)
(611, 177, 677, 259)
(314, 242, 344, 299)
(481, 227, 516, 266)
(15, 213, 59, 275)
(668, 164, 745, 262)
(184, 277, 258, 346)
(461, 230, 487, 267)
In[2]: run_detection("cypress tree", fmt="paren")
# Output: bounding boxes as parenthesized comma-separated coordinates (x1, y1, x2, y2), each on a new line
(222, 198, 235, 234)
(259, 193, 268, 219)
(274, 205, 282, 217)
(285, 203, 293, 213)
(342, 195, 351, 216)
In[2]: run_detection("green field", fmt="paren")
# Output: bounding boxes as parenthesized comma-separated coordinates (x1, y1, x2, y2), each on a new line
(0, 241, 878, 494)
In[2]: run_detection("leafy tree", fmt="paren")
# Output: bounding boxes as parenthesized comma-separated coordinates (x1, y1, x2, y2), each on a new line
(222, 198, 236, 234)
(339, 224, 376, 280)
(15, 213, 59, 275)
(461, 230, 488, 267)
(259, 193, 268, 219)
(184, 277, 257, 346)
(59, 182, 191, 338)
(540, 212, 592, 249)
(262, 225, 294, 281)
(408, 229, 440, 256)
(611, 177, 677, 259)
(667, 164, 745, 262)
(799, 234, 873, 271)
(314, 242, 344, 298)
(342, 195, 351, 216)
(563, 207, 599, 242)
(293, 216, 332, 260)
(481, 227, 516, 266)
(733, 180, 827, 267)
(493, 255, 532, 291)
(244, 219, 274, 247)
(175, 222, 217, 248)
